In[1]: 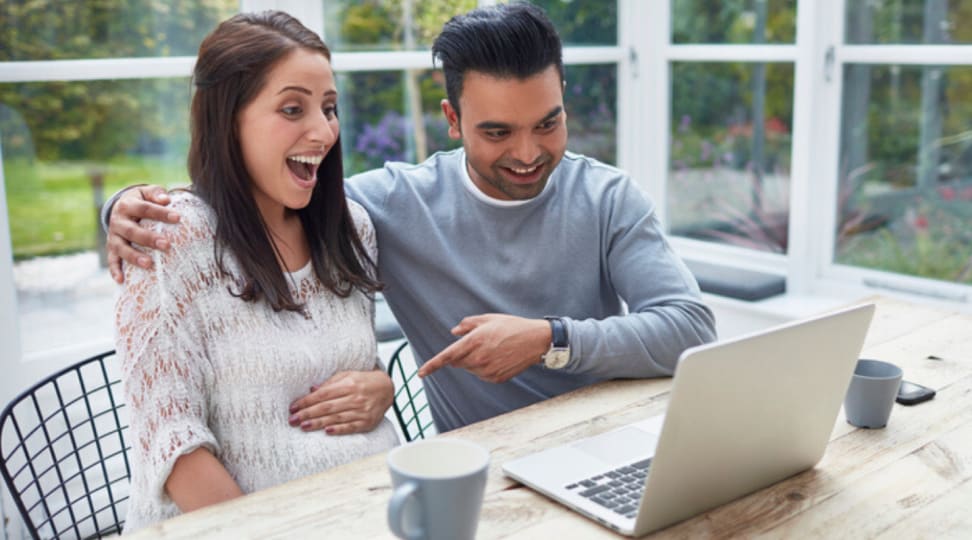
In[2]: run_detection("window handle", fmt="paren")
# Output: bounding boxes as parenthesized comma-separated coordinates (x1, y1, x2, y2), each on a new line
(824, 45, 835, 82)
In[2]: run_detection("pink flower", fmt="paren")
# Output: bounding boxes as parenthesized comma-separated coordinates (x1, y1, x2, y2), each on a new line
(914, 214, 929, 231)
(938, 186, 956, 201)
(764, 117, 789, 134)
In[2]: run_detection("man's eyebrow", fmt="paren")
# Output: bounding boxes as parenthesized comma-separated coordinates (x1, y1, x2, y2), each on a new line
(475, 106, 563, 130)
(475, 120, 512, 131)
(537, 106, 563, 124)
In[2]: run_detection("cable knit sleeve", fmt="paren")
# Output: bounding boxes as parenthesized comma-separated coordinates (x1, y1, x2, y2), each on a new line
(114, 194, 220, 503)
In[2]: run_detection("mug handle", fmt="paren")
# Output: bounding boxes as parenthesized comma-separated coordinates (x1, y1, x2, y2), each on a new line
(388, 481, 424, 540)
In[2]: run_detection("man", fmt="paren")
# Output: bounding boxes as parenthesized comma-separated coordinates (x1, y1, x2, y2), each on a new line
(104, 3, 716, 432)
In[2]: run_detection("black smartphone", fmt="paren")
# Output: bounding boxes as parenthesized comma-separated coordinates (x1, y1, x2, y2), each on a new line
(896, 380, 936, 405)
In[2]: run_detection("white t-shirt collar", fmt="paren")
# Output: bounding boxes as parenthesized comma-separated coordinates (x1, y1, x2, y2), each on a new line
(460, 157, 551, 207)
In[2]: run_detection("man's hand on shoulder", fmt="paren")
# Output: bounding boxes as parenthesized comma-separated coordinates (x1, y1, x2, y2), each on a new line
(108, 185, 181, 283)
(418, 314, 551, 383)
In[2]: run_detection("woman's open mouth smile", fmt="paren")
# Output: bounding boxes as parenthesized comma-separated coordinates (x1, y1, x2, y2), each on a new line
(287, 154, 322, 189)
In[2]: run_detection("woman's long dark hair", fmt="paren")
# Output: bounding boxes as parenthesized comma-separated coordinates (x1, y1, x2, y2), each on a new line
(188, 10, 381, 312)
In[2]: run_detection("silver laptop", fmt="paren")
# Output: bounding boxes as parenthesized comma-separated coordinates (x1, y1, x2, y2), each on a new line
(503, 303, 875, 536)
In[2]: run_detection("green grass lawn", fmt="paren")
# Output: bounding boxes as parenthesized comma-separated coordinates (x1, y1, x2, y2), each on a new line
(4, 156, 188, 259)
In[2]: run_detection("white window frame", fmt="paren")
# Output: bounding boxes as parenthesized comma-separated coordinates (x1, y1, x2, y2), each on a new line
(812, 0, 972, 305)
(625, 1, 804, 281)
(623, 0, 972, 311)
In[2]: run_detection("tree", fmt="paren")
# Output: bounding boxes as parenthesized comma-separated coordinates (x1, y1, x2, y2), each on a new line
(0, 0, 235, 161)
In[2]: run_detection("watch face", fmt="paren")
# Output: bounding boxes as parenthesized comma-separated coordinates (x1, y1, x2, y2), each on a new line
(544, 349, 570, 369)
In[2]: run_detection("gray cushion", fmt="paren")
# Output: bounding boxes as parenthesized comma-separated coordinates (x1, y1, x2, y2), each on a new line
(684, 260, 786, 302)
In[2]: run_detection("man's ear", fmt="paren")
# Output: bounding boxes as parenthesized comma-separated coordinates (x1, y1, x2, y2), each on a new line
(441, 99, 461, 140)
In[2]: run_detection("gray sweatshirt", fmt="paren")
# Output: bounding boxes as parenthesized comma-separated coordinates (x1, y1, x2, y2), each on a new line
(346, 148, 716, 432)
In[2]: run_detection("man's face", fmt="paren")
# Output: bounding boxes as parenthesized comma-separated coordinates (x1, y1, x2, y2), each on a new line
(443, 66, 567, 201)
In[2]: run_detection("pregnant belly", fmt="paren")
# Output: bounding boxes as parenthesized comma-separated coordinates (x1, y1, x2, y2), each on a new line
(217, 418, 399, 493)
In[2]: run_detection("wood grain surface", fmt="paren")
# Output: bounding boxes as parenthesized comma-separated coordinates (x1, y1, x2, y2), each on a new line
(126, 297, 972, 539)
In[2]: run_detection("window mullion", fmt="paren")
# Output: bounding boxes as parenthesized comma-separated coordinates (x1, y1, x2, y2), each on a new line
(0, 57, 196, 83)
(841, 45, 972, 65)
(630, 0, 670, 223)
(811, 0, 847, 296)
(787, 0, 830, 294)
(667, 44, 798, 62)
(0, 144, 22, 375)
(616, 0, 638, 177)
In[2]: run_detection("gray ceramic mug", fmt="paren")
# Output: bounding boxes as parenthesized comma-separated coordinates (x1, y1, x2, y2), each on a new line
(844, 359, 903, 428)
(387, 438, 490, 540)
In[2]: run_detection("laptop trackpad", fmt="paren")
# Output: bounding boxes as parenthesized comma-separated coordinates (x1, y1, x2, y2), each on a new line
(573, 427, 658, 465)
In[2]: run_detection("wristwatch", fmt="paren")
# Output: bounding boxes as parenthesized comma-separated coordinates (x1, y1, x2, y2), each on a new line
(541, 316, 571, 369)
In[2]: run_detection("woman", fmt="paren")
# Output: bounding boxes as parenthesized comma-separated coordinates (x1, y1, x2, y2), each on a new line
(114, 11, 399, 532)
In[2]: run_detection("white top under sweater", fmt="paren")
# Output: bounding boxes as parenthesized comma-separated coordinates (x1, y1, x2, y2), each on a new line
(115, 192, 398, 533)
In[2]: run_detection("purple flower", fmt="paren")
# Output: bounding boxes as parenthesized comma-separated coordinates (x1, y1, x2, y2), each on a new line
(679, 114, 691, 133)
(354, 112, 408, 163)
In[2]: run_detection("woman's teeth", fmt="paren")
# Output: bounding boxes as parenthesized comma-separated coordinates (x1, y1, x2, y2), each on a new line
(288, 155, 323, 165)
(287, 155, 321, 181)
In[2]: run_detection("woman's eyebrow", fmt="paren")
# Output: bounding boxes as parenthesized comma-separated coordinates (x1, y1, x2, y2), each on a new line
(277, 86, 338, 98)
(277, 85, 311, 95)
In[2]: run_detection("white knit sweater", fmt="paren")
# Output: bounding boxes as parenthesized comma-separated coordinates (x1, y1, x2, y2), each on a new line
(115, 192, 398, 532)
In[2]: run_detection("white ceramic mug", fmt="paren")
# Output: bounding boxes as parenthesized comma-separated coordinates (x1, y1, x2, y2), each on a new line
(387, 438, 490, 540)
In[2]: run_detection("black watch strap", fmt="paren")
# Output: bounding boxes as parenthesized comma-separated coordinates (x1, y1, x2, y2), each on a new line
(544, 316, 568, 348)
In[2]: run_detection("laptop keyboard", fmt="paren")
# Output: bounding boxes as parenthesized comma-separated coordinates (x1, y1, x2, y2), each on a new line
(564, 457, 652, 519)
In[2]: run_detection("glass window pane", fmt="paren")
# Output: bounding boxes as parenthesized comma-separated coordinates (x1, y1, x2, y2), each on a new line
(1, 78, 191, 354)
(322, 1, 616, 51)
(532, 1, 617, 45)
(835, 64, 972, 285)
(322, 0, 476, 52)
(668, 62, 795, 253)
(672, 0, 797, 44)
(0, 1, 238, 61)
(845, 0, 972, 45)
(564, 64, 617, 165)
(339, 70, 461, 176)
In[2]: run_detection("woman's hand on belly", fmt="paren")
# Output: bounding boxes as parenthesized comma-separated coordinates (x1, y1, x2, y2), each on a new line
(288, 368, 394, 435)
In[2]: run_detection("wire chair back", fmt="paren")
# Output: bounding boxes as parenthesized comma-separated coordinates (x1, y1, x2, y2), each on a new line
(0, 350, 131, 540)
(386, 342, 436, 442)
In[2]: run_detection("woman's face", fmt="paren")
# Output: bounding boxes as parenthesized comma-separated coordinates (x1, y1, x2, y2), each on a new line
(237, 48, 339, 222)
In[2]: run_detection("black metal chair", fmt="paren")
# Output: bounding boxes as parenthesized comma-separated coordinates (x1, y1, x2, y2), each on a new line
(0, 350, 131, 539)
(386, 342, 437, 442)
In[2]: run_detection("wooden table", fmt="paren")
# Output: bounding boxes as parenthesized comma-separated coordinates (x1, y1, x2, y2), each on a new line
(128, 296, 972, 538)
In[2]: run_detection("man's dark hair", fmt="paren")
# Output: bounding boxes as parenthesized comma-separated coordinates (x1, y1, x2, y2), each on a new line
(188, 10, 380, 313)
(431, 2, 564, 118)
